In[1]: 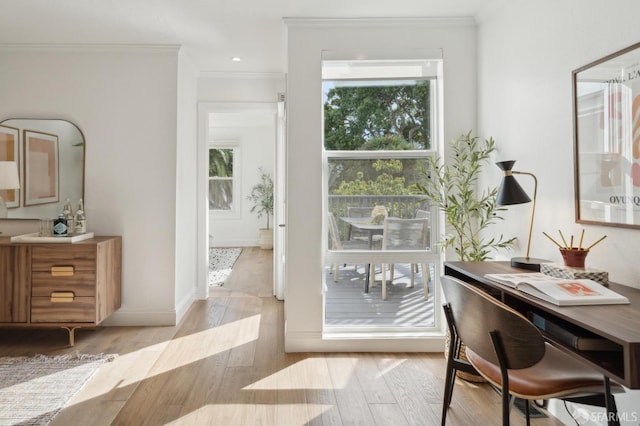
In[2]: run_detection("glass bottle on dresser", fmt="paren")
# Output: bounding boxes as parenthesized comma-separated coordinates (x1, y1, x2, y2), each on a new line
(75, 198, 87, 234)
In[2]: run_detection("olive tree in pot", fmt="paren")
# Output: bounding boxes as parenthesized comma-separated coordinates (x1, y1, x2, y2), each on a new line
(247, 168, 274, 249)
(414, 131, 516, 382)
(415, 130, 516, 261)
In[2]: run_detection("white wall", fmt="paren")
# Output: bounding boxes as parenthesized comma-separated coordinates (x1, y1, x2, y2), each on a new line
(175, 51, 200, 323)
(0, 45, 182, 325)
(198, 73, 284, 103)
(477, 0, 640, 422)
(477, 0, 640, 287)
(285, 18, 477, 352)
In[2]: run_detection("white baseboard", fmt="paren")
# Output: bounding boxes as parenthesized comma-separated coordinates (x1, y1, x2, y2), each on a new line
(175, 287, 197, 325)
(284, 330, 446, 352)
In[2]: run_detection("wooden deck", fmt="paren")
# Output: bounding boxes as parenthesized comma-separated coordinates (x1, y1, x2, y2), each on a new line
(325, 263, 435, 329)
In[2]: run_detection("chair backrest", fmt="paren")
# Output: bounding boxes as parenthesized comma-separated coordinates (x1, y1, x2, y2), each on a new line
(347, 206, 373, 218)
(327, 213, 343, 250)
(440, 275, 546, 370)
(414, 209, 431, 247)
(382, 217, 428, 250)
(414, 209, 430, 220)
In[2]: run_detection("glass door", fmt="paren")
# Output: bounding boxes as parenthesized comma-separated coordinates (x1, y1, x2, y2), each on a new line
(322, 53, 444, 334)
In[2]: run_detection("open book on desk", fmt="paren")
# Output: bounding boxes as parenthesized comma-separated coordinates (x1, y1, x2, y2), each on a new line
(484, 273, 630, 306)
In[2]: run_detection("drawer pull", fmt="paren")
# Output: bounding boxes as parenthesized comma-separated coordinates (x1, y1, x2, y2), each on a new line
(51, 291, 75, 302)
(51, 266, 75, 276)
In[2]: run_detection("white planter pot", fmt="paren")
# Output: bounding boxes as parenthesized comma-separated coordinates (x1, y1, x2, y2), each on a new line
(258, 228, 273, 249)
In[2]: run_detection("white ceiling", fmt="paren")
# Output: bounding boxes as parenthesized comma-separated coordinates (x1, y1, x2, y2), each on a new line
(0, 0, 498, 74)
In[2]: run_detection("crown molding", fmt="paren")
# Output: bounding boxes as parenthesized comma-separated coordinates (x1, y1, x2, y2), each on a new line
(0, 43, 181, 53)
(198, 71, 285, 80)
(282, 17, 476, 29)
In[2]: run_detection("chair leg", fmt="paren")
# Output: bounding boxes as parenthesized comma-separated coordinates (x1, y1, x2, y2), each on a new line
(604, 376, 620, 426)
(524, 399, 531, 426)
(382, 264, 387, 300)
(369, 264, 375, 289)
(441, 332, 459, 425)
(421, 263, 429, 299)
(410, 264, 415, 288)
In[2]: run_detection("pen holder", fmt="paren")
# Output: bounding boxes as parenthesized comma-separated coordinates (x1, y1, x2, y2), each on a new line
(560, 248, 589, 268)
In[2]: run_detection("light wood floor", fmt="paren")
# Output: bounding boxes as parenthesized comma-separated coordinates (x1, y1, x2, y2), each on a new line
(0, 247, 563, 425)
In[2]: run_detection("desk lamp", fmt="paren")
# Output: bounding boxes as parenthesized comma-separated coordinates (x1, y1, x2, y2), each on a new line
(496, 160, 549, 271)
(0, 161, 20, 218)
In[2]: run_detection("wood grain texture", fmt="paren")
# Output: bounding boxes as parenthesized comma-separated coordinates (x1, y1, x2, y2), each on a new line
(0, 236, 121, 333)
(445, 261, 640, 389)
(31, 296, 96, 323)
(0, 248, 564, 425)
(0, 245, 30, 322)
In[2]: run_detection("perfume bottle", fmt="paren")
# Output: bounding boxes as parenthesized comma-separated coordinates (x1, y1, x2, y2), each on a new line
(74, 198, 87, 234)
(53, 213, 68, 237)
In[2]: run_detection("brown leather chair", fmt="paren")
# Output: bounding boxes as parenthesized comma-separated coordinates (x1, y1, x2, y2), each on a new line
(440, 275, 624, 426)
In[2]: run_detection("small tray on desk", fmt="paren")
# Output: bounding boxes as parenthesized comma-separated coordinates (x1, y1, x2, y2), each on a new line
(10, 232, 95, 243)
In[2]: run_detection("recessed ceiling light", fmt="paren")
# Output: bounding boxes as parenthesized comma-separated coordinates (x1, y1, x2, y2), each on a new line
(231, 57, 241, 62)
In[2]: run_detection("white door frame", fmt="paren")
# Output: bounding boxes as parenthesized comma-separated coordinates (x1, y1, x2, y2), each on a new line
(196, 101, 279, 299)
(274, 99, 286, 300)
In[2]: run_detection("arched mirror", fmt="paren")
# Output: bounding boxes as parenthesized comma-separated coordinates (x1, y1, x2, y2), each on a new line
(0, 118, 85, 219)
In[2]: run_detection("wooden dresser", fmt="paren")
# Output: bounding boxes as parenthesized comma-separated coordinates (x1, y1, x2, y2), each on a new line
(0, 236, 121, 345)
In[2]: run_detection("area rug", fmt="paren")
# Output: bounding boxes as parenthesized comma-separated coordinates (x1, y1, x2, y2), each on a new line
(0, 353, 117, 426)
(209, 247, 242, 286)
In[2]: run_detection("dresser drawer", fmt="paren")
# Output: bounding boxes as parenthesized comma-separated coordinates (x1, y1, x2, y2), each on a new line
(31, 270, 96, 297)
(31, 246, 96, 272)
(31, 296, 96, 323)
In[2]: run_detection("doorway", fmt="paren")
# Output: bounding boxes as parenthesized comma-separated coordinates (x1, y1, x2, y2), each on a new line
(197, 102, 282, 299)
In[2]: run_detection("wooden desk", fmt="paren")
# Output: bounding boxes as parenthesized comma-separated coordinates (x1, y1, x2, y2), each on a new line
(444, 261, 640, 389)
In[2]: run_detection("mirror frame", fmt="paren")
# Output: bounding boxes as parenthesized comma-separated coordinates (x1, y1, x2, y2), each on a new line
(573, 41, 640, 230)
(0, 118, 85, 220)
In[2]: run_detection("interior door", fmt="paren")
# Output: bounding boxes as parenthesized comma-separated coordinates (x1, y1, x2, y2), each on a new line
(274, 99, 286, 300)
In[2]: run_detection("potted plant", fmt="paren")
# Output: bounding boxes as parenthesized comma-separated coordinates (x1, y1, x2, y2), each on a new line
(247, 167, 274, 249)
(414, 130, 516, 382)
(415, 130, 516, 261)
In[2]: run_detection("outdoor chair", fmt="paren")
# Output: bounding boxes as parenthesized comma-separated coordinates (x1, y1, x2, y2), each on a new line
(372, 217, 429, 300)
(327, 212, 369, 282)
(440, 275, 624, 426)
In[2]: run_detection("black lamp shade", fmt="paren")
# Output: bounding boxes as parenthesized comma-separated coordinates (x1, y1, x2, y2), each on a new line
(496, 161, 531, 206)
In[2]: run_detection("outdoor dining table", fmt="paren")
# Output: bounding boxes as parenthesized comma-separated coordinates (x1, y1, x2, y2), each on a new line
(339, 216, 384, 292)
(339, 216, 384, 249)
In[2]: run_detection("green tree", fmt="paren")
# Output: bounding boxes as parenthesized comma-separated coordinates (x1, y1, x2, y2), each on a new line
(333, 159, 413, 196)
(323, 81, 431, 150)
(209, 148, 234, 210)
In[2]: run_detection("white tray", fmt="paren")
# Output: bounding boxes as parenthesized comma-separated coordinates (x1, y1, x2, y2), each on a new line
(10, 232, 95, 243)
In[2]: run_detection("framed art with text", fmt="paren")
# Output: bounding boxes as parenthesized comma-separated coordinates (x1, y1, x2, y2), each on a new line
(573, 41, 640, 229)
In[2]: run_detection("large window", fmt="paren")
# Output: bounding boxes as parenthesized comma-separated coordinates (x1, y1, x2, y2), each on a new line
(322, 54, 443, 334)
(209, 142, 239, 216)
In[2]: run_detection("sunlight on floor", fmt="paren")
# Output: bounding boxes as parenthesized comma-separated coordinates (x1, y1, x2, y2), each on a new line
(70, 315, 262, 404)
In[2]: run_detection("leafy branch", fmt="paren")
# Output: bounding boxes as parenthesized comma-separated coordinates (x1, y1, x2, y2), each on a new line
(414, 131, 516, 261)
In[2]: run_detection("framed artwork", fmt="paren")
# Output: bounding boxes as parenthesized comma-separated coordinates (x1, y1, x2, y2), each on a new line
(24, 130, 59, 206)
(573, 41, 640, 229)
(0, 124, 20, 208)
